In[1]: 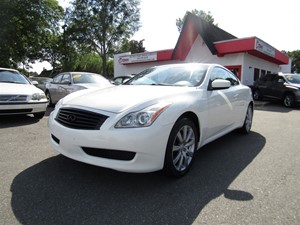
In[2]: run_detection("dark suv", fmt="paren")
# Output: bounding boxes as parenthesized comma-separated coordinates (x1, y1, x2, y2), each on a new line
(253, 73, 300, 107)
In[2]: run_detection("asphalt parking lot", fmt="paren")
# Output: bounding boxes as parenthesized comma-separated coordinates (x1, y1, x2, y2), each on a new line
(0, 102, 300, 225)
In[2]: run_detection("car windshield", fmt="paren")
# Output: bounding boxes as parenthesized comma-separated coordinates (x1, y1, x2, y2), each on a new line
(0, 70, 30, 84)
(125, 64, 208, 87)
(72, 73, 109, 84)
(284, 74, 300, 84)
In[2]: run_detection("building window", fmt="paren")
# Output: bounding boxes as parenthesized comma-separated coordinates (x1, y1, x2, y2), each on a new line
(254, 68, 260, 81)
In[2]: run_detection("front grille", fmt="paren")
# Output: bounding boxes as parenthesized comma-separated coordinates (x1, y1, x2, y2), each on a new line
(55, 107, 108, 130)
(82, 147, 136, 161)
(0, 95, 28, 102)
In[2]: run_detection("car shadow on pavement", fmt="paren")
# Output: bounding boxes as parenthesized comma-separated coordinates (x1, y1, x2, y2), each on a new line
(0, 115, 41, 128)
(0, 107, 54, 128)
(10, 131, 265, 225)
(254, 101, 300, 113)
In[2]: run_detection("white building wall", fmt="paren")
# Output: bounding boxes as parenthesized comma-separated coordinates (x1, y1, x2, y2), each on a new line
(242, 53, 280, 86)
(185, 35, 244, 65)
(279, 58, 292, 73)
(114, 34, 289, 86)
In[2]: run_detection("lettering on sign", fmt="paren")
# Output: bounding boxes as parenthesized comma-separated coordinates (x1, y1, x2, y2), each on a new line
(255, 39, 275, 57)
(118, 52, 157, 64)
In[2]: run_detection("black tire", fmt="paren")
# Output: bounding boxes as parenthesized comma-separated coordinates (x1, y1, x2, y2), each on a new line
(33, 112, 45, 119)
(46, 91, 54, 107)
(239, 104, 253, 134)
(253, 89, 261, 100)
(163, 118, 198, 177)
(283, 93, 295, 108)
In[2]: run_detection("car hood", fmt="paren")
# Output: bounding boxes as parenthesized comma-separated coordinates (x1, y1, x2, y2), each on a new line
(61, 85, 193, 113)
(74, 83, 113, 89)
(0, 83, 44, 94)
(286, 83, 300, 88)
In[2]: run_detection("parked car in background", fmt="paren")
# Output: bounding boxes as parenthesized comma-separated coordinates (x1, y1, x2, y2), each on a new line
(30, 76, 53, 92)
(48, 63, 253, 177)
(253, 73, 300, 107)
(45, 72, 112, 106)
(0, 68, 48, 119)
(111, 75, 134, 85)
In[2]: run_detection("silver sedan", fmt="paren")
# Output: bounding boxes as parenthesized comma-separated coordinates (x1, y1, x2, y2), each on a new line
(45, 72, 112, 106)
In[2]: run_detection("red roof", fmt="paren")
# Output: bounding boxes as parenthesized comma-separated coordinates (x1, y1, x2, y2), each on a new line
(120, 13, 289, 65)
(214, 37, 289, 64)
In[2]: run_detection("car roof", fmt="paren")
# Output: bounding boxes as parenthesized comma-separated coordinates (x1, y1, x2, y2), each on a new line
(0, 67, 19, 72)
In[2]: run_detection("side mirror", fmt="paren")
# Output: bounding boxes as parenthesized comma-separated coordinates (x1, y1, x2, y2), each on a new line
(278, 78, 284, 83)
(31, 81, 38, 85)
(61, 80, 71, 85)
(209, 79, 231, 90)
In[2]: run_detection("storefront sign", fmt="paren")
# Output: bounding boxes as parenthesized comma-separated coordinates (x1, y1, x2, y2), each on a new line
(255, 39, 275, 57)
(118, 52, 157, 64)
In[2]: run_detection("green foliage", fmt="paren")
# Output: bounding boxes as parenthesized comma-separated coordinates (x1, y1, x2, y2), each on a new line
(286, 50, 300, 73)
(0, 0, 64, 68)
(176, 9, 217, 33)
(65, 0, 141, 76)
(118, 39, 146, 54)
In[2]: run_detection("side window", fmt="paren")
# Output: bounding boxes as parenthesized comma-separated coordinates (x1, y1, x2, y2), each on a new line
(226, 71, 240, 86)
(61, 74, 71, 84)
(53, 74, 63, 83)
(210, 67, 227, 82)
(210, 67, 239, 86)
(266, 74, 275, 82)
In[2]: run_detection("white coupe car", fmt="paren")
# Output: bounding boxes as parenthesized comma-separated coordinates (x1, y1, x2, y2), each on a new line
(0, 68, 48, 119)
(48, 63, 253, 176)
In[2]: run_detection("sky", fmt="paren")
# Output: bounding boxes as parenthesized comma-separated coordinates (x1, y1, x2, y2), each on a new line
(33, 0, 300, 73)
(132, 0, 299, 52)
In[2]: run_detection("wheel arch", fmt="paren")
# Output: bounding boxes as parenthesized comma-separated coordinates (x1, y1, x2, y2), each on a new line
(281, 91, 295, 100)
(176, 111, 200, 143)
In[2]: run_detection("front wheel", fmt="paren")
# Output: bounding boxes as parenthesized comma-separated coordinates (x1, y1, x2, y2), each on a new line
(253, 89, 261, 100)
(163, 118, 198, 177)
(283, 93, 295, 108)
(46, 91, 54, 107)
(239, 104, 253, 134)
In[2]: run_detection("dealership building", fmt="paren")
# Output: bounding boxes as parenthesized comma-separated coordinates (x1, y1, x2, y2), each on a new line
(114, 12, 291, 86)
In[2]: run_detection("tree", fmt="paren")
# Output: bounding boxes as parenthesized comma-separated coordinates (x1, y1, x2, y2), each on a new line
(286, 50, 300, 73)
(118, 39, 146, 54)
(65, 0, 141, 76)
(0, 0, 64, 68)
(176, 9, 217, 33)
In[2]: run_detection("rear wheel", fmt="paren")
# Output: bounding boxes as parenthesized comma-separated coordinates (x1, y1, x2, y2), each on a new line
(283, 93, 295, 108)
(163, 118, 198, 177)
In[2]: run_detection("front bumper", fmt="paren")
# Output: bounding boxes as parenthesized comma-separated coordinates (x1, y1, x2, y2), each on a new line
(0, 102, 48, 115)
(48, 111, 173, 173)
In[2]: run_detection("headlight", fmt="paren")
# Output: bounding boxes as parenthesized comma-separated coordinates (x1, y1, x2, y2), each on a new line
(115, 102, 172, 128)
(30, 93, 47, 101)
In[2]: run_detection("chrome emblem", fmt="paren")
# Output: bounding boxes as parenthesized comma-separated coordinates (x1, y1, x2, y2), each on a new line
(66, 114, 76, 122)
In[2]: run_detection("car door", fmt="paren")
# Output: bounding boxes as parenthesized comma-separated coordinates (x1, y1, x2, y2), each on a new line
(48, 74, 63, 103)
(270, 75, 285, 100)
(206, 67, 240, 138)
(260, 74, 275, 97)
(57, 73, 74, 100)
